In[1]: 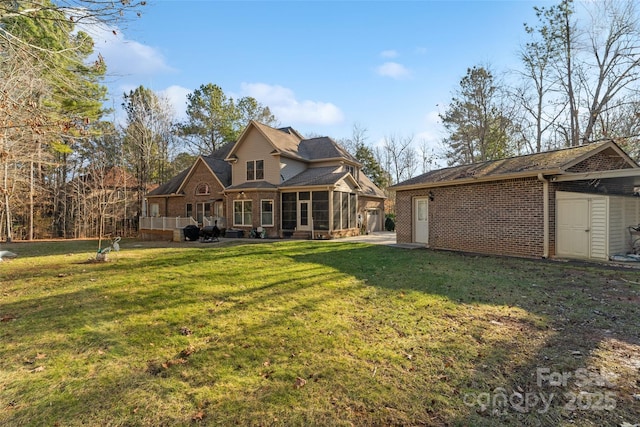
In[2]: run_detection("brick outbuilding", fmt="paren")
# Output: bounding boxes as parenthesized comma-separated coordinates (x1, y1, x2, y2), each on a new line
(391, 141, 640, 260)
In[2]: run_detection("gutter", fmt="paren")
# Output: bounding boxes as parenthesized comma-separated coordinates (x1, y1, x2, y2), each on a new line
(537, 173, 549, 259)
(390, 169, 563, 191)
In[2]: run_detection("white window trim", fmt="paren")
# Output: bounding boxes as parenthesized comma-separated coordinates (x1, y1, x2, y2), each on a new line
(195, 183, 210, 195)
(233, 200, 252, 226)
(261, 199, 274, 227)
(246, 160, 265, 181)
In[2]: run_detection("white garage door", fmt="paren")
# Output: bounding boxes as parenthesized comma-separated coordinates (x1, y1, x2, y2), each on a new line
(366, 210, 380, 233)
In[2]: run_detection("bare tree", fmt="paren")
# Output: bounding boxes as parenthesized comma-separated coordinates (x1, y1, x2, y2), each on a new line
(0, 45, 49, 241)
(515, 14, 567, 152)
(520, 0, 640, 147)
(0, 1, 145, 54)
(417, 138, 436, 174)
(581, 0, 640, 143)
(338, 122, 368, 155)
(122, 86, 176, 216)
(379, 134, 417, 185)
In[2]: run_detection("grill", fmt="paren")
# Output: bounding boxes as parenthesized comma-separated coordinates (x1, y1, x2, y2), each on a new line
(183, 225, 200, 241)
(200, 225, 220, 242)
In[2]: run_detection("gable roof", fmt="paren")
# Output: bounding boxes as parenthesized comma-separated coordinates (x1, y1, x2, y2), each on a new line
(149, 121, 385, 199)
(298, 137, 359, 163)
(358, 172, 386, 198)
(225, 121, 360, 164)
(226, 121, 303, 161)
(391, 141, 639, 190)
(147, 167, 190, 196)
(147, 143, 232, 197)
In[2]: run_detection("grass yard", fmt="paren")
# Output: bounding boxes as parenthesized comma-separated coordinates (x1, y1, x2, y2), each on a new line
(0, 239, 639, 426)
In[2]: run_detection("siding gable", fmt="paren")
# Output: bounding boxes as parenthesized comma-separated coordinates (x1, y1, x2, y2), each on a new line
(231, 126, 281, 186)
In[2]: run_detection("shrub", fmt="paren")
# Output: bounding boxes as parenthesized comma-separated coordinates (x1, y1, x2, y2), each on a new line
(385, 216, 395, 231)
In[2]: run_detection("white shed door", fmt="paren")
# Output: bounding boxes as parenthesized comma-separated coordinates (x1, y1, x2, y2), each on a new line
(414, 198, 429, 244)
(557, 198, 590, 258)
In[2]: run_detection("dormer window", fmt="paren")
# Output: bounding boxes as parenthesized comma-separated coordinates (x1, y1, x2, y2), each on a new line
(346, 165, 358, 180)
(247, 160, 264, 181)
(196, 183, 210, 195)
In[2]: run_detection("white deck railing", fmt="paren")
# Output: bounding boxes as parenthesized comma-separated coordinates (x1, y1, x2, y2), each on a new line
(139, 216, 226, 230)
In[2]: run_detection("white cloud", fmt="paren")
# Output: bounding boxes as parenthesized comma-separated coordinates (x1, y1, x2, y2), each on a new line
(415, 47, 428, 55)
(240, 83, 344, 126)
(159, 85, 191, 121)
(376, 62, 411, 79)
(77, 20, 174, 77)
(425, 110, 440, 125)
(380, 50, 399, 58)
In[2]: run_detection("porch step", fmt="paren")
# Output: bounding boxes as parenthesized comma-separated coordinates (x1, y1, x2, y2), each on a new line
(292, 230, 312, 240)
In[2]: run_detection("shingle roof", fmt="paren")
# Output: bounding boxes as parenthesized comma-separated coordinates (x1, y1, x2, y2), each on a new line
(147, 167, 189, 196)
(358, 172, 386, 198)
(226, 181, 278, 190)
(252, 121, 302, 158)
(247, 122, 358, 164)
(298, 137, 359, 163)
(392, 141, 621, 188)
(201, 156, 231, 187)
(147, 143, 232, 196)
(280, 167, 348, 187)
(150, 122, 385, 199)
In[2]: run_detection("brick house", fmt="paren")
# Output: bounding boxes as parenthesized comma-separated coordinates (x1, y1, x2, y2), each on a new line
(391, 141, 640, 260)
(142, 121, 385, 239)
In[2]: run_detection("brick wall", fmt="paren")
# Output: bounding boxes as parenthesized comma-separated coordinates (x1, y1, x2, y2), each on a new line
(396, 177, 546, 258)
(567, 148, 634, 173)
(146, 161, 227, 218)
(228, 190, 280, 238)
(167, 162, 226, 217)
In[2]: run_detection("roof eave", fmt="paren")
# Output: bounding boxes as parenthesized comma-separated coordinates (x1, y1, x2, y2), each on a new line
(278, 184, 337, 192)
(552, 168, 640, 183)
(391, 169, 563, 191)
(146, 192, 185, 198)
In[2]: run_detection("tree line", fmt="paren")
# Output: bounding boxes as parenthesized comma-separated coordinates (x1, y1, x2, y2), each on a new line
(440, 0, 640, 166)
(339, 0, 640, 184)
(2, 0, 640, 241)
(0, 1, 279, 241)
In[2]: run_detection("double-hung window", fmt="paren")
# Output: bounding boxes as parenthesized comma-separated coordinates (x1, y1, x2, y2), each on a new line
(246, 160, 264, 180)
(261, 200, 274, 226)
(234, 200, 252, 226)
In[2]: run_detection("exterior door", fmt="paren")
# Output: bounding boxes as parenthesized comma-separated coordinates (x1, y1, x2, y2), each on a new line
(414, 198, 429, 244)
(196, 202, 211, 225)
(298, 200, 311, 231)
(557, 198, 590, 258)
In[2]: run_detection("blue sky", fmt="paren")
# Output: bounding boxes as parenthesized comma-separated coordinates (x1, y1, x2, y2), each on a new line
(90, 0, 558, 160)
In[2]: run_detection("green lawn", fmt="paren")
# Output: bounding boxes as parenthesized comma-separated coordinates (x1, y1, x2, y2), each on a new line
(1, 239, 639, 426)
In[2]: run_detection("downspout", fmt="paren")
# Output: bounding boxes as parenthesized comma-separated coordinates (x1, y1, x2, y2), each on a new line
(537, 174, 549, 258)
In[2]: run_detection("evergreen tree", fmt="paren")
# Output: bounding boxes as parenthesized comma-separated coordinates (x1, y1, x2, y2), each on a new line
(177, 83, 277, 154)
(440, 66, 513, 165)
(1, 0, 109, 237)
